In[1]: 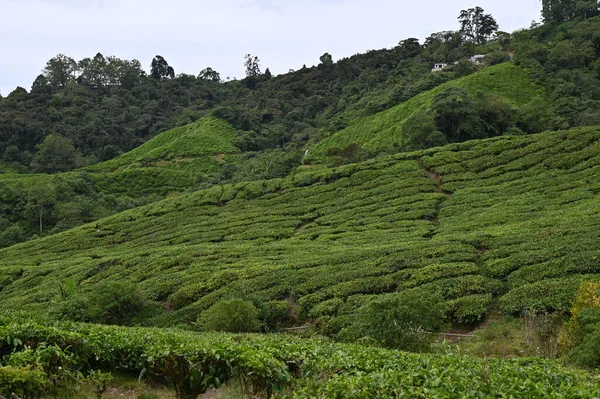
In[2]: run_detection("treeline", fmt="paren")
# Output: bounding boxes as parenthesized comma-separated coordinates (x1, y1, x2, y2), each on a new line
(0, 7, 503, 173)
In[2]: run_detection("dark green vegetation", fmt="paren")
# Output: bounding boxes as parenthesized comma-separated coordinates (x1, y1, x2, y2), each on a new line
(3, 11, 600, 250)
(3, 2, 600, 397)
(1, 314, 599, 399)
(0, 117, 243, 249)
(309, 63, 548, 158)
(1, 127, 599, 337)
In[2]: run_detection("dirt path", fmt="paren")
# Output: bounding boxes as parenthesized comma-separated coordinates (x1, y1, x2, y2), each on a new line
(416, 158, 454, 234)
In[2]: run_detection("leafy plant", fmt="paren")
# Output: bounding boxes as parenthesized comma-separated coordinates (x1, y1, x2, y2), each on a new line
(85, 370, 113, 399)
(339, 290, 446, 351)
(198, 299, 261, 333)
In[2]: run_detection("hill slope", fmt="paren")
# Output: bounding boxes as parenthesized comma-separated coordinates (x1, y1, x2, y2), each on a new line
(86, 117, 238, 172)
(310, 63, 549, 157)
(1, 127, 599, 331)
(0, 117, 241, 248)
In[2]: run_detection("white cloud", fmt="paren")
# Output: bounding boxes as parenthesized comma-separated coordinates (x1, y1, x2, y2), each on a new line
(0, 0, 541, 95)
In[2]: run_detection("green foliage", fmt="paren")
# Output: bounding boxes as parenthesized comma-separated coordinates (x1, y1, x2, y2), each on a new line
(340, 290, 446, 351)
(2, 127, 600, 333)
(7, 344, 76, 387)
(1, 315, 599, 398)
(311, 63, 548, 157)
(199, 299, 261, 333)
(54, 281, 149, 326)
(30, 134, 82, 174)
(0, 366, 47, 399)
(85, 370, 113, 399)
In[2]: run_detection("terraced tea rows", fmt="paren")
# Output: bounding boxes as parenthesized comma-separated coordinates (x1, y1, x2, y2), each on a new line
(2, 315, 599, 398)
(0, 127, 599, 332)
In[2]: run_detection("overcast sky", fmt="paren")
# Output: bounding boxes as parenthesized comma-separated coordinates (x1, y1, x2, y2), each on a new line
(1, 0, 541, 96)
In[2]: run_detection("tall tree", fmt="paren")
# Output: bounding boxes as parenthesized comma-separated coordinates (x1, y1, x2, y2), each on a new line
(244, 54, 261, 77)
(542, 0, 575, 23)
(198, 67, 221, 82)
(398, 38, 422, 58)
(319, 53, 334, 66)
(150, 55, 175, 80)
(43, 54, 78, 89)
(458, 7, 499, 44)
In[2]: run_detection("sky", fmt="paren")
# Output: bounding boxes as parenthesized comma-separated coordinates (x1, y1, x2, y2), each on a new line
(0, 0, 542, 96)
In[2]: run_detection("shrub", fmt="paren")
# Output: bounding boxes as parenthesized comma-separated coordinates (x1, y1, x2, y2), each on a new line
(7, 344, 76, 387)
(198, 299, 261, 333)
(54, 281, 148, 326)
(0, 366, 47, 398)
(339, 290, 446, 351)
(85, 370, 113, 399)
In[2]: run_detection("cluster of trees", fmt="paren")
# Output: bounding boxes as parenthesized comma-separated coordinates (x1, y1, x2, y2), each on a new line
(0, 8, 503, 175)
(542, 0, 600, 24)
(512, 15, 600, 129)
(0, 174, 158, 248)
(403, 87, 546, 150)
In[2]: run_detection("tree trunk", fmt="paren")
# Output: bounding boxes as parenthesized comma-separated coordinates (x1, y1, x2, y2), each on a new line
(39, 206, 43, 233)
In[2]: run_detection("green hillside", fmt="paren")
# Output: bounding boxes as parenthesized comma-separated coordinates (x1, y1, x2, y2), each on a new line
(0, 117, 242, 249)
(1, 127, 599, 333)
(310, 63, 549, 157)
(86, 117, 238, 172)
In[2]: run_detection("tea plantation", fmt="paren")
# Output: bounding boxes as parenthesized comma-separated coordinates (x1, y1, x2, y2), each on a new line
(1, 314, 599, 398)
(1, 127, 599, 335)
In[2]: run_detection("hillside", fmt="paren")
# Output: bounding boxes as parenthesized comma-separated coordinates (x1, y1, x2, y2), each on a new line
(1, 127, 599, 334)
(310, 63, 549, 157)
(86, 117, 238, 172)
(0, 117, 248, 249)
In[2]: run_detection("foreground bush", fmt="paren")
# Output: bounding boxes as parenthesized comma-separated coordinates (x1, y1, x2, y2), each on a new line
(0, 366, 47, 398)
(0, 315, 599, 398)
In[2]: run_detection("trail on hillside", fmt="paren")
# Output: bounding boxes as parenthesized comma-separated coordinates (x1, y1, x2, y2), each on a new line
(417, 159, 453, 234)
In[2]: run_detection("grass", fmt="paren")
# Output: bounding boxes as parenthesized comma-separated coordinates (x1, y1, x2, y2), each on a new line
(0, 127, 599, 335)
(310, 63, 548, 156)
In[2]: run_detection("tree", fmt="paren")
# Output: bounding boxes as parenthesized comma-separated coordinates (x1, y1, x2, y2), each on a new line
(26, 183, 56, 234)
(244, 54, 261, 77)
(77, 53, 109, 88)
(319, 52, 334, 66)
(398, 38, 422, 58)
(199, 298, 261, 333)
(150, 55, 175, 80)
(198, 67, 221, 82)
(402, 112, 446, 150)
(264, 68, 273, 79)
(574, 0, 600, 19)
(458, 7, 499, 44)
(340, 290, 446, 351)
(43, 54, 78, 89)
(541, 0, 575, 23)
(31, 134, 81, 173)
(432, 87, 485, 142)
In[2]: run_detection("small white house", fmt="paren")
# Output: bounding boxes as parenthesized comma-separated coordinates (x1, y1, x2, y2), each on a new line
(468, 55, 486, 65)
(431, 63, 448, 72)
